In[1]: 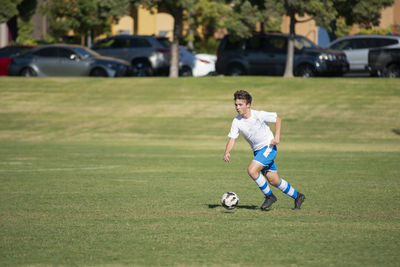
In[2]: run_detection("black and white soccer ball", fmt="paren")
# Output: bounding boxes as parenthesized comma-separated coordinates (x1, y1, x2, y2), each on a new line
(221, 192, 239, 210)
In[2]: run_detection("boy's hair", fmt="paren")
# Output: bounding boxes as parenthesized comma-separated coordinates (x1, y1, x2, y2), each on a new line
(234, 90, 252, 104)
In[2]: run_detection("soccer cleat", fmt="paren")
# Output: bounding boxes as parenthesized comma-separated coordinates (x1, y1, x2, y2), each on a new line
(261, 193, 277, 210)
(293, 193, 305, 210)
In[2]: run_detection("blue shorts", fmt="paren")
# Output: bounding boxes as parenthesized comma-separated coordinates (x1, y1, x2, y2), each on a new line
(253, 145, 278, 174)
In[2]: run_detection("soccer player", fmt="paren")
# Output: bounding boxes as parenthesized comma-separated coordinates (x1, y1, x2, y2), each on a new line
(223, 90, 305, 210)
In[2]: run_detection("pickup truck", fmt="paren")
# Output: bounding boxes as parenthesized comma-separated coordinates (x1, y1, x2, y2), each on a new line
(368, 48, 400, 78)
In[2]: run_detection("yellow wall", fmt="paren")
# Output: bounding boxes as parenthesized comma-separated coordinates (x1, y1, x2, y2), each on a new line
(109, 7, 174, 40)
(111, 16, 134, 35)
(281, 15, 318, 43)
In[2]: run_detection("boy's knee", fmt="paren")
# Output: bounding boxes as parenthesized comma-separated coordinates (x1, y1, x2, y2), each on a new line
(247, 167, 259, 179)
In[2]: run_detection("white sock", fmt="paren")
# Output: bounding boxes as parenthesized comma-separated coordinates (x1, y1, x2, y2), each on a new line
(254, 173, 272, 197)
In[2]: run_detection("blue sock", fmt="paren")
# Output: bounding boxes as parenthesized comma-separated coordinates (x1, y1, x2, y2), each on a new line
(277, 179, 298, 199)
(254, 173, 272, 197)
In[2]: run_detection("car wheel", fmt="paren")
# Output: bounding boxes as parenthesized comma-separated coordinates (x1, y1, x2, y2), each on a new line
(384, 64, 400, 78)
(132, 60, 153, 77)
(227, 64, 245, 76)
(20, 67, 37, 77)
(295, 64, 315, 78)
(90, 68, 108, 77)
(179, 66, 192, 77)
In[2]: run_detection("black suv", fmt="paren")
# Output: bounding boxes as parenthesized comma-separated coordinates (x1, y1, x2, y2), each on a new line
(216, 33, 349, 77)
(368, 47, 400, 77)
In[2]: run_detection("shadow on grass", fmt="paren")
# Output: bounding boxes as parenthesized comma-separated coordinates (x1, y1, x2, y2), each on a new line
(206, 204, 258, 210)
(392, 129, 400, 135)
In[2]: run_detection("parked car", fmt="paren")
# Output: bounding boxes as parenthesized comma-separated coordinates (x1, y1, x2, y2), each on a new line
(8, 44, 131, 77)
(0, 45, 35, 75)
(216, 33, 349, 77)
(368, 47, 400, 78)
(327, 34, 400, 73)
(91, 35, 170, 76)
(179, 47, 216, 77)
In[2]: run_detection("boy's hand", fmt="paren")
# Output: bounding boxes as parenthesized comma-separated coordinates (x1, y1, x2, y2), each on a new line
(270, 138, 280, 145)
(223, 152, 231, 163)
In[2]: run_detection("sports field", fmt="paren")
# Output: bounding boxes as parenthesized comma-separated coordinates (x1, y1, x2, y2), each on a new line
(0, 76, 399, 266)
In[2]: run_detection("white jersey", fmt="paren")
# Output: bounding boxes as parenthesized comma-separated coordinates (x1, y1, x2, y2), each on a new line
(228, 109, 277, 151)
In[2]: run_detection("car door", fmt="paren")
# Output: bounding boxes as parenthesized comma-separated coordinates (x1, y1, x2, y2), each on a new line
(350, 38, 371, 71)
(33, 47, 59, 76)
(264, 36, 287, 75)
(92, 37, 131, 61)
(58, 48, 89, 76)
(245, 36, 269, 75)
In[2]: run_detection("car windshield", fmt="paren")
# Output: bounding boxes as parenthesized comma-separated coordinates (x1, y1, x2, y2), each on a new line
(72, 47, 100, 58)
(295, 36, 318, 50)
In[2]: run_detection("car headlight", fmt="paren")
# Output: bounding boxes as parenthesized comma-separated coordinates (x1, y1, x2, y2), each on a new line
(319, 53, 329, 61)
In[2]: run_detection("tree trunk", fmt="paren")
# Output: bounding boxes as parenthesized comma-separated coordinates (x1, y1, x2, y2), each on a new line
(283, 11, 295, 78)
(169, 8, 183, 78)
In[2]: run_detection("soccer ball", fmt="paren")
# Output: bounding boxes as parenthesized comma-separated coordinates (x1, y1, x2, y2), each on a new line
(221, 192, 239, 210)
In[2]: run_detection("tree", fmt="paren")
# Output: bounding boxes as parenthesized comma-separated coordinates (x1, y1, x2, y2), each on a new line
(330, 0, 394, 39)
(131, 0, 189, 78)
(0, 0, 21, 23)
(187, 0, 230, 52)
(278, 0, 337, 77)
(16, 0, 37, 44)
(43, 0, 129, 46)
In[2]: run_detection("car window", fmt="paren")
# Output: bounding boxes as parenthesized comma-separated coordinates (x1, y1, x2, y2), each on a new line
(0, 46, 32, 57)
(109, 38, 130, 48)
(92, 39, 112, 49)
(223, 37, 242, 50)
(376, 38, 398, 47)
(59, 48, 78, 60)
(246, 36, 263, 50)
(35, 47, 58, 57)
(156, 37, 170, 48)
(265, 36, 287, 53)
(74, 47, 97, 58)
(131, 38, 151, 48)
(0, 47, 14, 57)
(295, 36, 317, 50)
(364, 38, 381, 48)
(353, 38, 370, 49)
(92, 38, 130, 49)
(331, 40, 353, 50)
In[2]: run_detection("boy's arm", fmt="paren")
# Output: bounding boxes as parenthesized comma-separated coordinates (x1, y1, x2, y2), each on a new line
(270, 117, 281, 145)
(223, 138, 236, 163)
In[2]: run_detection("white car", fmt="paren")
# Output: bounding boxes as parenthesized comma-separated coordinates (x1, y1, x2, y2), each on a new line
(327, 35, 400, 73)
(179, 47, 216, 77)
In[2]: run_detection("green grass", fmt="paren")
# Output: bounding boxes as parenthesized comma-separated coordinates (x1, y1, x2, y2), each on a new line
(0, 76, 399, 266)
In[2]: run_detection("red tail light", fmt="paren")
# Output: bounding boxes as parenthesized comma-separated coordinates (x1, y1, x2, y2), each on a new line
(156, 48, 170, 53)
(199, 59, 211, 64)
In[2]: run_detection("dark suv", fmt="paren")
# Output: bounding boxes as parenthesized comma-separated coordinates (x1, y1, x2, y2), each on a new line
(216, 33, 349, 77)
(91, 35, 170, 76)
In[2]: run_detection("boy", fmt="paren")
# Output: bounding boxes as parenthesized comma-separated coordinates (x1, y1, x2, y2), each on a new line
(223, 90, 305, 210)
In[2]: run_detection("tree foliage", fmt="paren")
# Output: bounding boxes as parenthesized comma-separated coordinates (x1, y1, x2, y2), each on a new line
(333, 0, 394, 29)
(0, 0, 22, 23)
(43, 0, 129, 44)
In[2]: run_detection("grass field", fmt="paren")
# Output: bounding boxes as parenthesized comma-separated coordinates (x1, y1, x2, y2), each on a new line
(0, 76, 399, 266)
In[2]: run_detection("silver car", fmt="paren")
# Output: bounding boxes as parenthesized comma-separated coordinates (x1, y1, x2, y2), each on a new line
(91, 35, 170, 76)
(8, 44, 131, 77)
(327, 35, 400, 73)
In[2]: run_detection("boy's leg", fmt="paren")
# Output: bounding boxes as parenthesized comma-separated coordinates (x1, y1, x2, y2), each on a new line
(266, 171, 305, 209)
(248, 160, 277, 210)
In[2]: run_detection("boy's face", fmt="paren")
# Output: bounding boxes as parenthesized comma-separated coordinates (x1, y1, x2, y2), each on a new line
(235, 98, 251, 116)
